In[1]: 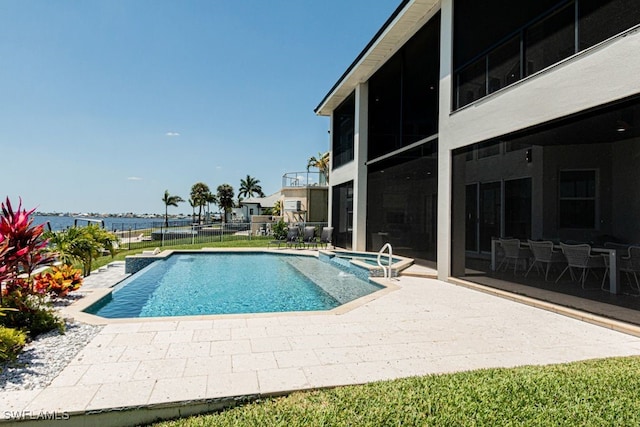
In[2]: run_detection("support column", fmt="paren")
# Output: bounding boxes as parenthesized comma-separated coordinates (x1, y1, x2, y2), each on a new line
(437, 0, 454, 280)
(352, 83, 369, 251)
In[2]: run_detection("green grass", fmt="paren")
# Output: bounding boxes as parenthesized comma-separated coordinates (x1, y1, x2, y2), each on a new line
(90, 238, 273, 271)
(153, 356, 640, 426)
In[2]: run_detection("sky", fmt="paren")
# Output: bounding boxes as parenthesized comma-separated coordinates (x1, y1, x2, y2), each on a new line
(0, 0, 400, 215)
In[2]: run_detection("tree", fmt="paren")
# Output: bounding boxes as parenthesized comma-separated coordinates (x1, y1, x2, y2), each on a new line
(190, 182, 211, 224)
(272, 200, 283, 216)
(204, 191, 218, 223)
(188, 197, 197, 224)
(239, 175, 265, 199)
(307, 152, 330, 184)
(216, 184, 235, 223)
(161, 190, 184, 227)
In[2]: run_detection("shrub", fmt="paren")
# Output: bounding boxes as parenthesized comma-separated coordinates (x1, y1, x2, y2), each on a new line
(34, 264, 83, 296)
(43, 224, 117, 276)
(0, 197, 67, 341)
(272, 219, 287, 240)
(0, 326, 27, 363)
(1, 293, 65, 338)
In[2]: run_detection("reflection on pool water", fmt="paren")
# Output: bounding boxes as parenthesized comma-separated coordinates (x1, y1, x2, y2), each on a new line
(85, 253, 383, 318)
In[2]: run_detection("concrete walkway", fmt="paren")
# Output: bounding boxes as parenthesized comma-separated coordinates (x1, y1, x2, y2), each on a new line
(2, 259, 640, 426)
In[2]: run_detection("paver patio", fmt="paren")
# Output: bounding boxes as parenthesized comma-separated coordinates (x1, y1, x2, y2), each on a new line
(2, 258, 640, 426)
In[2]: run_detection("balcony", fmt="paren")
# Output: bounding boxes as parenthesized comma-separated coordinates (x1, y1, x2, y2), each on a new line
(282, 171, 328, 188)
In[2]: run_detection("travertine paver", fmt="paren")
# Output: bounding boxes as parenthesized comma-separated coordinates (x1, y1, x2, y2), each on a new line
(3, 270, 640, 419)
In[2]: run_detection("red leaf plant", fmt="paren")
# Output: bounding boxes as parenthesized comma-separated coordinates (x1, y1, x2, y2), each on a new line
(33, 265, 83, 297)
(0, 197, 56, 295)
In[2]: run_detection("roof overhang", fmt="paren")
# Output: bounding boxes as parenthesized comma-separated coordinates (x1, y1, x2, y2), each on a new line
(315, 0, 441, 116)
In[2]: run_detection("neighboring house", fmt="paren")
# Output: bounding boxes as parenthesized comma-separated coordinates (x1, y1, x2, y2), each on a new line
(238, 192, 281, 219)
(316, 1, 640, 288)
(237, 173, 329, 224)
(280, 171, 328, 224)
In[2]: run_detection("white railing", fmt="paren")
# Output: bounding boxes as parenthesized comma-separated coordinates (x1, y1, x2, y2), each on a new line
(377, 243, 393, 279)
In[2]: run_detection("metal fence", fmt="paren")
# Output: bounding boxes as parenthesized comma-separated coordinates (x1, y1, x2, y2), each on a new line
(114, 221, 329, 251)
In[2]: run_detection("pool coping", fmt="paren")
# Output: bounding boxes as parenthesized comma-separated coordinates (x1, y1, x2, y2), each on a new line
(61, 248, 400, 325)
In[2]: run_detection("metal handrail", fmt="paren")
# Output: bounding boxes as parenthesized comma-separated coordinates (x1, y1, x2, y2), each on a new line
(377, 243, 393, 279)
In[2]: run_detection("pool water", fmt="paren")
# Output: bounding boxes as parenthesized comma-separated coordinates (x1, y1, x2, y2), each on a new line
(333, 251, 402, 266)
(86, 253, 382, 318)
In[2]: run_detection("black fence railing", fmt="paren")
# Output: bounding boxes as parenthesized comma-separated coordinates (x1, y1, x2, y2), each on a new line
(115, 221, 329, 251)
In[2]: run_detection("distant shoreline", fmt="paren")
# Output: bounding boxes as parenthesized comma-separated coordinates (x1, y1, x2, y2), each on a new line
(34, 212, 190, 220)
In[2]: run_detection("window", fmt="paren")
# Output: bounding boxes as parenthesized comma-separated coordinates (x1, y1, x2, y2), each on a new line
(559, 170, 596, 228)
(368, 14, 440, 160)
(332, 93, 355, 169)
(331, 181, 354, 249)
(453, 0, 640, 110)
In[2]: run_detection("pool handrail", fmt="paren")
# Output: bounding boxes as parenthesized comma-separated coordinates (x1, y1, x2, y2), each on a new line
(377, 243, 393, 279)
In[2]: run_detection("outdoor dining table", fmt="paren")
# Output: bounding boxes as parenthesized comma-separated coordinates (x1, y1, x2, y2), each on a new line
(490, 239, 623, 295)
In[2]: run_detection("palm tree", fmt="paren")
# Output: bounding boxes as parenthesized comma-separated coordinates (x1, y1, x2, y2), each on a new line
(307, 152, 330, 184)
(188, 197, 197, 224)
(239, 175, 265, 199)
(162, 190, 184, 227)
(204, 191, 218, 223)
(216, 184, 235, 223)
(190, 182, 211, 224)
(272, 199, 283, 216)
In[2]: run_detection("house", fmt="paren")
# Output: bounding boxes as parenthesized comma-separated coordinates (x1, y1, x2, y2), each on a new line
(316, 1, 640, 302)
(237, 172, 329, 224)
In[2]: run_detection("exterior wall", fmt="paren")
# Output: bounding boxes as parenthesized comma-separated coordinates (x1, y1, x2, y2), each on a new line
(280, 187, 328, 223)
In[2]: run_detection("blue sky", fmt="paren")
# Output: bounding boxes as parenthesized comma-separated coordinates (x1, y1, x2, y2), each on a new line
(1, 0, 399, 214)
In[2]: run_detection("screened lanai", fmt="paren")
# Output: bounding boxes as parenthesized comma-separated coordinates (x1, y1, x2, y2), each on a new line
(451, 94, 640, 324)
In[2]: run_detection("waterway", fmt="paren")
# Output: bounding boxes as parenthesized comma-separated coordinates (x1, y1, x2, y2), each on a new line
(33, 215, 188, 231)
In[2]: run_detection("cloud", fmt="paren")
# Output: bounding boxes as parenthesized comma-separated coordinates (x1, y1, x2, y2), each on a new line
(126, 176, 143, 181)
(166, 132, 180, 137)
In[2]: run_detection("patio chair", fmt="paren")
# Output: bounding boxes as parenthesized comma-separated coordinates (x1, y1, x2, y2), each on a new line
(496, 238, 531, 274)
(620, 246, 640, 294)
(285, 226, 301, 248)
(301, 226, 318, 249)
(319, 227, 333, 249)
(556, 243, 605, 288)
(525, 240, 566, 281)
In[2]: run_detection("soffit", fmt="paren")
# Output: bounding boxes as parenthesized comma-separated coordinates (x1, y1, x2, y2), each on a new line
(315, 0, 440, 116)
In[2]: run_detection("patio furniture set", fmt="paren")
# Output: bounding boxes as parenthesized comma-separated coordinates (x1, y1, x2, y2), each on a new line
(269, 226, 333, 250)
(492, 238, 640, 295)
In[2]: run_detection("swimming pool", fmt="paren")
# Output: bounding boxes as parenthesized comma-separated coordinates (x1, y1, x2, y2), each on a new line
(319, 250, 414, 278)
(85, 253, 383, 318)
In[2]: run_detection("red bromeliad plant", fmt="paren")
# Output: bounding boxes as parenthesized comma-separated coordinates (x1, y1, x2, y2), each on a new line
(0, 197, 56, 294)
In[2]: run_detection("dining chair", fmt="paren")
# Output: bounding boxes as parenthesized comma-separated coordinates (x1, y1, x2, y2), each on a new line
(496, 238, 531, 274)
(525, 240, 566, 281)
(620, 246, 640, 294)
(556, 243, 605, 288)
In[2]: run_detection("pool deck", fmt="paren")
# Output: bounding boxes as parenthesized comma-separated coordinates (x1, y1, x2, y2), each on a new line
(2, 249, 640, 426)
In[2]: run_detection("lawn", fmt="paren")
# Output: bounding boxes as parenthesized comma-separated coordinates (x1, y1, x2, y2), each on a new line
(91, 238, 273, 270)
(153, 356, 640, 426)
